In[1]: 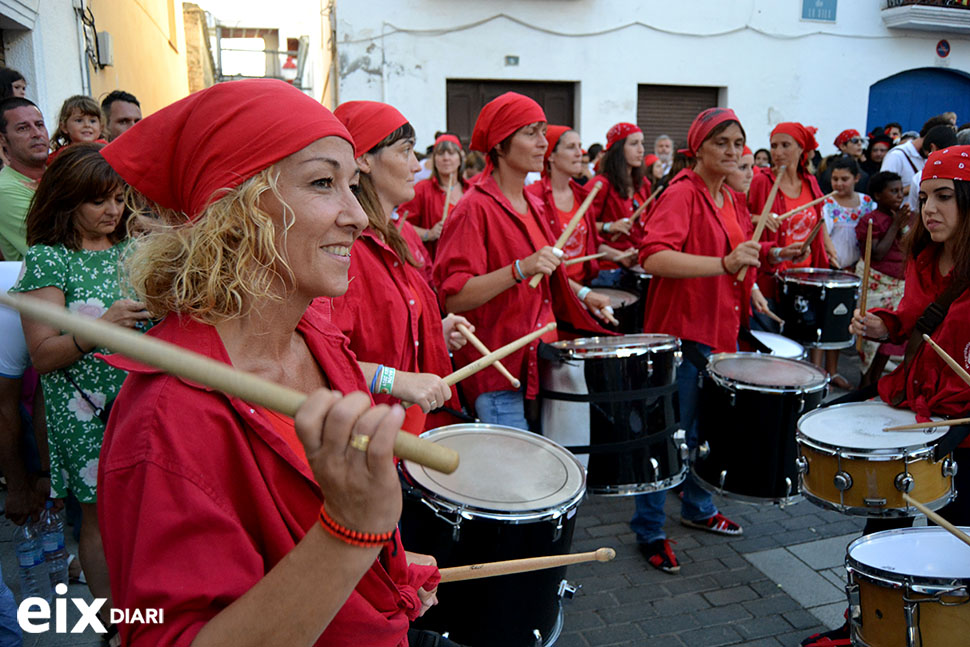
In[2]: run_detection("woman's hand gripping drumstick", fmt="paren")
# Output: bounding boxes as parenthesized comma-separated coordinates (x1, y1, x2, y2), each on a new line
(738, 165, 785, 281)
(455, 321, 521, 389)
(529, 183, 602, 288)
(438, 547, 616, 584)
(856, 220, 873, 352)
(797, 217, 826, 259)
(0, 291, 459, 474)
(902, 493, 970, 549)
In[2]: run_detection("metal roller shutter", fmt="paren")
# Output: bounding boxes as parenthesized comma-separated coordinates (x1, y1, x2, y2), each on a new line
(637, 84, 719, 151)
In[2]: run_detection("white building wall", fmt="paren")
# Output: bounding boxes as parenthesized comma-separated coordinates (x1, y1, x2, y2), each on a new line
(336, 0, 969, 154)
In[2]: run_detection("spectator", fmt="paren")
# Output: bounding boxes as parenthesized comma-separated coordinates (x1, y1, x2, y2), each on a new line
(817, 129, 869, 194)
(861, 132, 892, 177)
(958, 128, 970, 146)
(0, 67, 26, 99)
(654, 134, 673, 175)
(903, 124, 957, 213)
(100, 90, 141, 142)
(0, 97, 47, 260)
(879, 115, 952, 202)
(753, 148, 771, 168)
(463, 149, 485, 181)
(883, 122, 902, 143)
(13, 143, 151, 638)
(48, 95, 106, 164)
(587, 142, 604, 173)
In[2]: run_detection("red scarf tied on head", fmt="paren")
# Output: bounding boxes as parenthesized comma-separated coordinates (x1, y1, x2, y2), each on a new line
(685, 107, 742, 158)
(434, 134, 462, 150)
(101, 79, 353, 222)
(643, 153, 659, 168)
(605, 122, 641, 151)
(470, 92, 546, 178)
(834, 129, 860, 149)
(923, 145, 970, 184)
(334, 101, 409, 158)
(543, 125, 572, 161)
(771, 122, 819, 168)
(742, 145, 752, 157)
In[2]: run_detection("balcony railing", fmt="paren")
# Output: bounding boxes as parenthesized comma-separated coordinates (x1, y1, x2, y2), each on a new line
(883, 0, 970, 33)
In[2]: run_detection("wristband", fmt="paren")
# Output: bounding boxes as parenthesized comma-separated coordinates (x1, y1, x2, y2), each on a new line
(370, 365, 384, 394)
(319, 505, 396, 548)
(71, 335, 88, 355)
(577, 286, 592, 301)
(377, 366, 396, 395)
(770, 247, 781, 263)
(603, 221, 612, 233)
(720, 256, 731, 274)
(514, 259, 527, 282)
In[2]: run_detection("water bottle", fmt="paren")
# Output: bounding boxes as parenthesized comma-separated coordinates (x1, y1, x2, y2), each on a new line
(15, 521, 50, 601)
(39, 500, 69, 589)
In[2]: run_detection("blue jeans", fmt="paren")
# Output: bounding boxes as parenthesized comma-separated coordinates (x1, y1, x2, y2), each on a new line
(475, 390, 528, 430)
(630, 342, 718, 544)
(0, 562, 22, 647)
(590, 268, 624, 288)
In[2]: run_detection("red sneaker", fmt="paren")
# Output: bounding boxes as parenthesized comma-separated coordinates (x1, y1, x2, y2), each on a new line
(638, 539, 680, 574)
(681, 512, 743, 536)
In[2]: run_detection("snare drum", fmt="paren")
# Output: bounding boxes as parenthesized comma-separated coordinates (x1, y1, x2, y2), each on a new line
(846, 527, 970, 647)
(776, 268, 861, 349)
(751, 330, 807, 359)
(594, 288, 641, 334)
(540, 334, 687, 496)
(399, 424, 586, 647)
(695, 353, 828, 503)
(796, 402, 957, 517)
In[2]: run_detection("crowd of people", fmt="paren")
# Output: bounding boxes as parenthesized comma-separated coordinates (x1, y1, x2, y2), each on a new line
(0, 64, 966, 647)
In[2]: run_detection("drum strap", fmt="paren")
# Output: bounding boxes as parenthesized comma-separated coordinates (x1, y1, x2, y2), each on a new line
(540, 381, 678, 405)
(563, 423, 680, 454)
(933, 422, 970, 462)
(892, 279, 970, 407)
(680, 340, 710, 374)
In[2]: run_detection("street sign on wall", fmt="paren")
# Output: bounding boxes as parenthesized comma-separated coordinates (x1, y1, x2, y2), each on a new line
(801, 0, 837, 22)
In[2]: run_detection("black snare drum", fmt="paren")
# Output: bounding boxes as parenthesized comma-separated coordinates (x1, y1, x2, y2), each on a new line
(695, 353, 828, 504)
(400, 424, 586, 647)
(593, 288, 640, 334)
(540, 334, 687, 496)
(776, 268, 860, 349)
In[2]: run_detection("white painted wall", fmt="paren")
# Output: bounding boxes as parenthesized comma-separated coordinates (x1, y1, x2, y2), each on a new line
(336, 0, 969, 154)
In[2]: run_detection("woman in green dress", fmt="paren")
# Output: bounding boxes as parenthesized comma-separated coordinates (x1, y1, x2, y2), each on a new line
(14, 142, 149, 620)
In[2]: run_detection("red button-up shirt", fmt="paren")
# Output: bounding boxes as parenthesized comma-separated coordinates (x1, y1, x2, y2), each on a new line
(399, 176, 468, 260)
(873, 247, 970, 437)
(433, 175, 609, 405)
(526, 176, 602, 283)
(331, 229, 459, 431)
(589, 175, 651, 263)
(638, 169, 755, 352)
(97, 309, 435, 647)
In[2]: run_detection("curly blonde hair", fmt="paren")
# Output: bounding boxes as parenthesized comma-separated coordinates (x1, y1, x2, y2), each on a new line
(124, 167, 296, 323)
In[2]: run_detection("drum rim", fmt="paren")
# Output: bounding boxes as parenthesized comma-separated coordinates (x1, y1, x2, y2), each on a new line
(749, 331, 807, 359)
(777, 267, 862, 287)
(707, 352, 829, 393)
(797, 402, 945, 453)
(401, 424, 587, 520)
(549, 334, 681, 357)
(846, 526, 970, 588)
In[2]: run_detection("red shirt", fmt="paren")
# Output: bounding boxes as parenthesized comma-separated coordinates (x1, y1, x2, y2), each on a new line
(857, 208, 905, 279)
(391, 213, 434, 288)
(331, 230, 459, 431)
(433, 174, 610, 405)
(97, 310, 437, 647)
(638, 169, 755, 352)
(525, 176, 602, 283)
(589, 175, 652, 261)
(873, 247, 970, 436)
(398, 176, 468, 259)
(748, 170, 830, 300)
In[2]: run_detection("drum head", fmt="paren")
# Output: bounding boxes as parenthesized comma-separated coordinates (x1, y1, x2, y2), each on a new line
(708, 353, 828, 390)
(848, 527, 970, 581)
(403, 424, 586, 514)
(751, 331, 805, 359)
(549, 334, 679, 359)
(595, 288, 638, 308)
(780, 268, 861, 287)
(798, 402, 945, 451)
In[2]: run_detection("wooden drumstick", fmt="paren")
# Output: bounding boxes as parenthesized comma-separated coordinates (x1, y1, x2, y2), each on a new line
(438, 547, 616, 584)
(856, 220, 873, 353)
(922, 334, 970, 388)
(884, 417, 970, 432)
(563, 252, 607, 267)
(738, 165, 785, 281)
(0, 291, 460, 474)
(763, 307, 785, 326)
(633, 184, 663, 224)
(902, 493, 970, 549)
(443, 323, 556, 387)
(529, 183, 602, 288)
(456, 322, 521, 389)
(774, 191, 837, 222)
(798, 217, 826, 259)
(440, 176, 454, 223)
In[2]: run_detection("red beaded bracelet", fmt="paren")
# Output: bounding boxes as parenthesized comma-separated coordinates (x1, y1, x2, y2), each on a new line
(319, 505, 396, 548)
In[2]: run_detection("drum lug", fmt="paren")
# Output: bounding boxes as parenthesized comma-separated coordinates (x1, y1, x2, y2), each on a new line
(796, 456, 809, 475)
(718, 470, 727, 495)
(833, 471, 853, 491)
(904, 600, 919, 647)
(679, 442, 689, 461)
(557, 579, 580, 600)
(552, 513, 564, 543)
(820, 286, 826, 300)
(674, 349, 683, 367)
(650, 457, 660, 481)
(797, 394, 806, 413)
(894, 472, 915, 493)
(728, 390, 736, 407)
(421, 499, 465, 541)
(784, 477, 792, 500)
(846, 582, 861, 631)
(697, 441, 710, 460)
(646, 357, 654, 378)
(943, 457, 958, 478)
(533, 629, 543, 647)
(815, 328, 822, 344)
(864, 497, 887, 507)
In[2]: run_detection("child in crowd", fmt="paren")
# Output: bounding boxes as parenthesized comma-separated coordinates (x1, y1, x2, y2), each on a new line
(857, 171, 909, 387)
(47, 95, 106, 164)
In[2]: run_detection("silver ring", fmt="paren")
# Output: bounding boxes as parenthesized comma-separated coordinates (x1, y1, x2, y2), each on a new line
(429, 399, 437, 409)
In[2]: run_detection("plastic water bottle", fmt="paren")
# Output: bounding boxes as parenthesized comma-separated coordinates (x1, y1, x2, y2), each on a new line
(39, 500, 69, 589)
(15, 521, 50, 601)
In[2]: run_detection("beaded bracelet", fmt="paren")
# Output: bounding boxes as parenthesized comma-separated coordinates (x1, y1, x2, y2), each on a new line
(370, 365, 384, 394)
(377, 366, 396, 395)
(319, 505, 395, 548)
(514, 259, 527, 282)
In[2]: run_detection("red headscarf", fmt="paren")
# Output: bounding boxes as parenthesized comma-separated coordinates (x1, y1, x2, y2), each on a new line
(102, 79, 353, 221)
(470, 92, 546, 154)
(334, 101, 409, 158)
(643, 153, 659, 168)
(686, 107, 742, 158)
(606, 122, 641, 151)
(434, 134, 462, 150)
(771, 122, 819, 168)
(742, 145, 752, 157)
(834, 129, 860, 149)
(544, 125, 572, 161)
(923, 145, 970, 184)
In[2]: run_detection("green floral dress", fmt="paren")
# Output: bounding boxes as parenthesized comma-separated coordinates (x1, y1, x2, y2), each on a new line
(12, 243, 130, 502)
